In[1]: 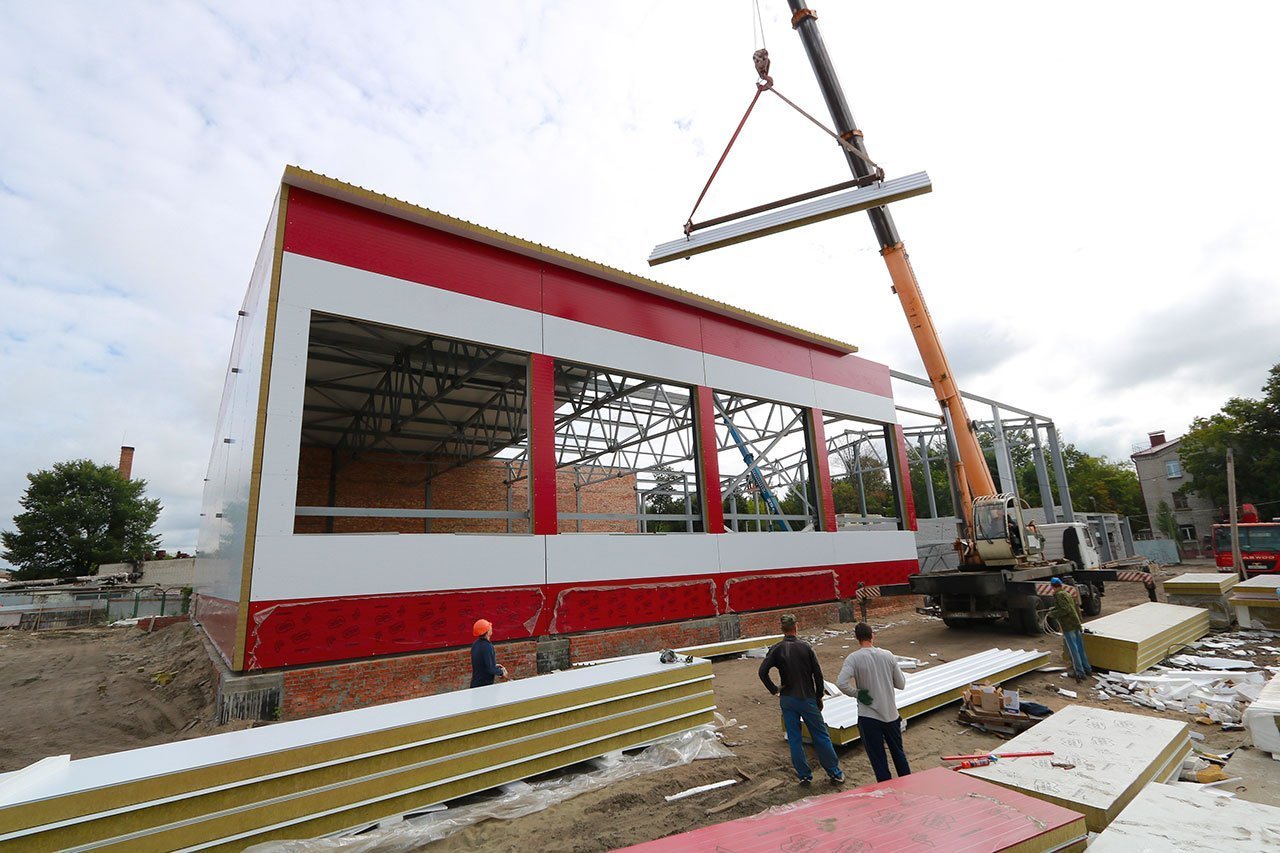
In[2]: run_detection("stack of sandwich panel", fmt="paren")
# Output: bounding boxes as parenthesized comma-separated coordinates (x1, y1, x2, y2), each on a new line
(1081, 601, 1210, 673)
(0, 657, 715, 850)
(573, 635, 782, 666)
(1230, 576, 1280, 629)
(1089, 782, 1280, 851)
(961, 705, 1191, 832)
(620, 767, 1088, 852)
(1243, 671, 1280, 758)
(1163, 572, 1238, 628)
(817, 648, 1048, 746)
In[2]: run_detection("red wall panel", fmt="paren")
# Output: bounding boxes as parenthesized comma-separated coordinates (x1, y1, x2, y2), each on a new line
(541, 266, 703, 352)
(694, 386, 725, 535)
(809, 348, 894, 398)
(283, 188, 543, 313)
(244, 587, 546, 670)
(724, 570, 839, 613)
(699, 314, 815, 379)
(548, 579, 718, 634)
(528, 354, 558, 535)
(810, 409, 838, 532)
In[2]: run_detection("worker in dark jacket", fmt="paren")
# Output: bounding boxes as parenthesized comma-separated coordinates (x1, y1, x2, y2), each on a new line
(1050, 578, 1092, 681)
(470, 619, 508, 688)
(758, 614, 844, 785)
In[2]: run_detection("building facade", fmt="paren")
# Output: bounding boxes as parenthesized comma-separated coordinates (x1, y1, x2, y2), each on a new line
(194, 167, 920, 688)
(1131, 431, 1217, 550)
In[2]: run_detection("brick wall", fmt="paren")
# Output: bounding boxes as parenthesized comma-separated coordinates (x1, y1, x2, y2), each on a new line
(294, 447, 635, 535)
(568, 620, 723, 663)
(281, 639, 539, 719)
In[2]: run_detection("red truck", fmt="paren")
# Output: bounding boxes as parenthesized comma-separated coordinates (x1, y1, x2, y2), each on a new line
(1214, 507, 1280, 575)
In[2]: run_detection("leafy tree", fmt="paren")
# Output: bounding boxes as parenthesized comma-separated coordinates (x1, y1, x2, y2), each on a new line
(1, 459, 162, 580)
(1154, 499, 1181, 544)
(1177, 364, 1280, 510)
(1014, 443, 1144, 519)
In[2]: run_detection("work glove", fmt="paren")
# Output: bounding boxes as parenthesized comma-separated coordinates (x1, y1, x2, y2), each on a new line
(857, 689, 874, 706)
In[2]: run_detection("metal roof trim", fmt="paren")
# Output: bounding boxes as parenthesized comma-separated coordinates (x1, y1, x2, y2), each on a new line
(280, 166, 858, 355)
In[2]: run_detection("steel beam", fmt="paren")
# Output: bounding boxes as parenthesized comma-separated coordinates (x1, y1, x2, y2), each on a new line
(647, 172, 932, 266)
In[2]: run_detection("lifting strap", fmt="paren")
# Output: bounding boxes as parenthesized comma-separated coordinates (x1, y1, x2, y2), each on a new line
(682, 49, 885, 237)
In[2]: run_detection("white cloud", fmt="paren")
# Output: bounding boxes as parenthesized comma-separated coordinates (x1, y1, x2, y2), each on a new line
(1, 1, 1278, 561)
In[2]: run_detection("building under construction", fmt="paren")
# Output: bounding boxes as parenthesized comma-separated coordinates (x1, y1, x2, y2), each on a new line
(193, 167, 1081, 716)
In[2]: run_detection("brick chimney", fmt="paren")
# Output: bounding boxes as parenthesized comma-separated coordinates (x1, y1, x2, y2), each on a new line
(1147, 431, 1166, 448)
(119, 446, 135, 480)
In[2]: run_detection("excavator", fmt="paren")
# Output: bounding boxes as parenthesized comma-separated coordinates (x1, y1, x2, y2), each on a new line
(652, 1, 1156, 632)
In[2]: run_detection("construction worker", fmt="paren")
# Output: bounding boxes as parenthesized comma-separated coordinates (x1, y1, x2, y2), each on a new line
(836, 622, 910, 783)
(469, 619, 508, 688)
(758, 614, 845, 786)
(1050, 578, 1092, 681)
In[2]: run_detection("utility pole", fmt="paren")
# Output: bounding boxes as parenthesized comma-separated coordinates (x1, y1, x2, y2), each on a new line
(1226, 448, 1245, 581)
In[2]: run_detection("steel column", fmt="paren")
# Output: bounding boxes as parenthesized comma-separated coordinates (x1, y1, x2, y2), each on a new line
(809, 409, 838, 532)
(1029, 421, 1057, 524)
(694, 386, 725, 533)
(990, 404, 1017, 496)
(528, 354, 558, 535)
(1045, 424, 1075, 523)
(917, 434, 938, 518)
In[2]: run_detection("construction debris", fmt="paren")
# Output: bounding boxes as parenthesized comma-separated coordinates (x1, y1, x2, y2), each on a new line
(960, 705, 1191, 832)
(1089, 782, 1280, 850)
(663, 779, 737, 802)
(1244, 671, 1280, 758)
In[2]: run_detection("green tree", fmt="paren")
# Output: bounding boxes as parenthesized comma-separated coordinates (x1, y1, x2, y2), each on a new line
(1154, 499, 1181, 545)
(1014, 443, 1144, 519)
(1, 459, 162, 580)
(1177, 364, 1280, 509)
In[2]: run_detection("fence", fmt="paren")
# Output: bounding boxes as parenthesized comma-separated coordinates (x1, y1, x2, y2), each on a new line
(0, 588, 189, 631)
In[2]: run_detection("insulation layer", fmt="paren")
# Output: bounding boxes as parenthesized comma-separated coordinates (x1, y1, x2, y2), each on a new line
(0, 658, 715, 850)
(816, 648, 1048, 746)
(961, 705, 1190, 832)
(1082, 602, 1210, 673)
(1089, 782, 1280, 851)
(619, 767, 1087, 852)
(1162, 572, 1238, 596)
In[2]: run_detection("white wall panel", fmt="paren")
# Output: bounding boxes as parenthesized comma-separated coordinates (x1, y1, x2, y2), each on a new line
(280, 253, 544, 355)
(830, 530, 918, 565)
(543, 315, 705, 387)
(545, 534, 722, 586)
(715, 532, 837, 573)
(815, 381, 898, 425)
(249, 534, 547, 601)
(703, 353, 818, 410)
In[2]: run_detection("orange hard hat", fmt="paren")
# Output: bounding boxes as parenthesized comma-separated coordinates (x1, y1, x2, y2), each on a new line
(472, 619, 492, 637)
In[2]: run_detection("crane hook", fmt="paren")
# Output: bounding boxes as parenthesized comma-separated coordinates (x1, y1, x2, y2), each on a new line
(752, 49, 773, 90)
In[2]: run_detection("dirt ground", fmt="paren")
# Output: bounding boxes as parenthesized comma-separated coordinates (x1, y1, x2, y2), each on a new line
(0, 621, 226, 772)
(1, 561, 1275, 851)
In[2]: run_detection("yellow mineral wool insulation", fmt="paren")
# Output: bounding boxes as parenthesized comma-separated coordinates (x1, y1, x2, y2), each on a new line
(1082, 602, 1210, 673)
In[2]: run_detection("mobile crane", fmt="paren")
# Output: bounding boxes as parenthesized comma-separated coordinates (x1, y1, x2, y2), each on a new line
(654, 1, 1156, 632)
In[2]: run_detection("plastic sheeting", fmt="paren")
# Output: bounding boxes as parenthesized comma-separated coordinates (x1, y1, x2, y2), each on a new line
(245, 726, 733, 852)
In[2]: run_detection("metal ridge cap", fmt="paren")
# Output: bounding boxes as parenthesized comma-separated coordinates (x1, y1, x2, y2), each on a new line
(279, 166, 859, 355)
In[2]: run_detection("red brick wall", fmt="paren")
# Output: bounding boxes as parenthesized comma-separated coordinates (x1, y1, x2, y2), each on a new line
(281, 639, 539, 719)
(273, 594, 917, 719)
(739, 602, 840, 637)
(569, 621, 723, 663)
(293, 447, 635, 535)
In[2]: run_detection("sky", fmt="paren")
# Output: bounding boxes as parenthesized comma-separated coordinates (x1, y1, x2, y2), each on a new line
(1, 1, 1278, 559)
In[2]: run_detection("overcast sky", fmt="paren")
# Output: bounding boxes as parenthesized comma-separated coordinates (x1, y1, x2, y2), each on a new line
(2, 1, 1277, 558)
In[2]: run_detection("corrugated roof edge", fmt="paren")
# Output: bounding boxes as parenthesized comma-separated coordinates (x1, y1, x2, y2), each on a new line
(280, 165, 858, 355)
(1131, 436, 1182, 458)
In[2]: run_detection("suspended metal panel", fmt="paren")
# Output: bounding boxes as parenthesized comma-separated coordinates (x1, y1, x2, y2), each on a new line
(648, 172, 933, 266)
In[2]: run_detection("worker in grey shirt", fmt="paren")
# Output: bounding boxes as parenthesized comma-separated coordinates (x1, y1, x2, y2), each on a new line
(835, 622, 911, 782)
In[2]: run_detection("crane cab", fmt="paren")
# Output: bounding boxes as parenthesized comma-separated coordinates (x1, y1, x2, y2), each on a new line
(971, 494, 1042, 568)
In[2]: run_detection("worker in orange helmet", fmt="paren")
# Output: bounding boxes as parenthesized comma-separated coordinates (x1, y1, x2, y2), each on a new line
(470, 618, 509, 688)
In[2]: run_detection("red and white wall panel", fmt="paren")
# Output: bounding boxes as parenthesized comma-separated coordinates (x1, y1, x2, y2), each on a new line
(197, 186, 917, 671)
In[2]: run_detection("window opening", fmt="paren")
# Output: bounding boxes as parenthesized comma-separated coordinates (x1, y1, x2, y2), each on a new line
(293, 314, 531, 534)
(714, 392, 815, 532)
(823, 413, 902, 530)
(549, 362, 699, 533)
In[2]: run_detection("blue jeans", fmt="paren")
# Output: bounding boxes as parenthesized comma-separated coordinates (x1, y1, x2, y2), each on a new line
(1063, 629, 1092, 677)
(779, 695, 841, 781)
(859, 715, 910, 783)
